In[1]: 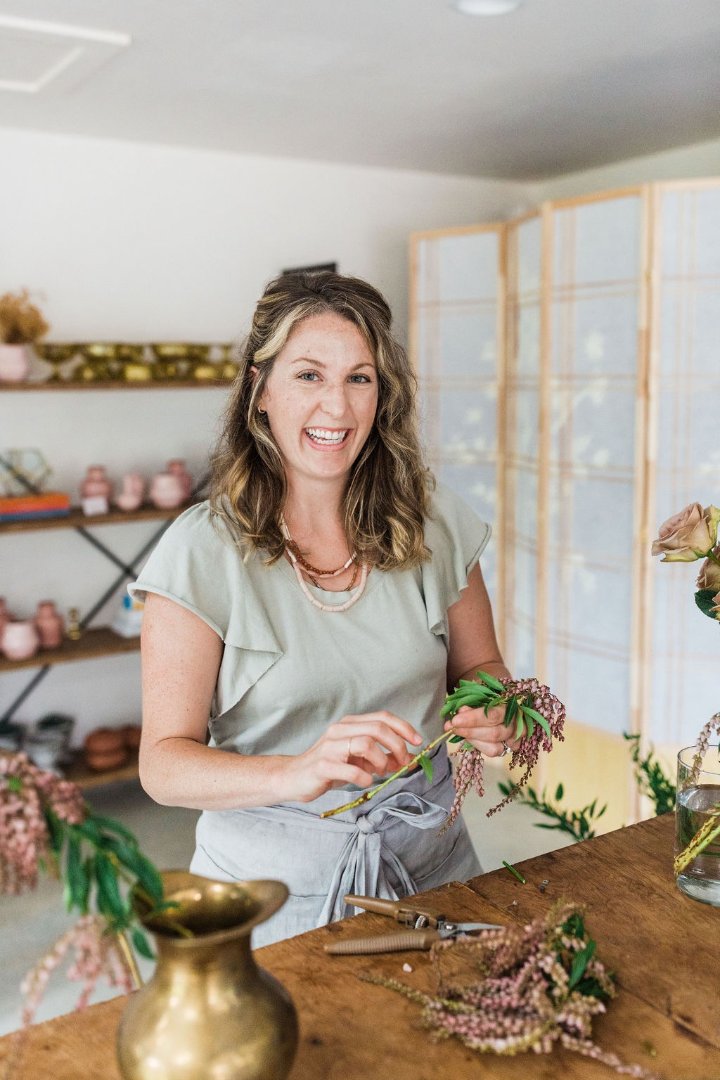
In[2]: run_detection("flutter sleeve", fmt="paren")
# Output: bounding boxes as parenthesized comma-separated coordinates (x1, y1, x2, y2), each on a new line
(420, 483, 492, 638)
(128, 502, 282, 717)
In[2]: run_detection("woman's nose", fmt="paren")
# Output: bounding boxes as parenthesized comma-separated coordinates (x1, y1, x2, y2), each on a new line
(319, 383, 348, 418)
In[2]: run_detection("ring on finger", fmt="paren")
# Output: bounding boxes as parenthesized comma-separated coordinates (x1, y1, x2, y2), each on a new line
(346, 737, 353, 762)
(500, 740, 510, 757)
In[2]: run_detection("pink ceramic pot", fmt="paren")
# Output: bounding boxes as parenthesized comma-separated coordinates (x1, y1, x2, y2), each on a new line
(0, 344, 30, 382)
(80, 465, 113, 501)
(166, 459, 193, 501)
(149, 471, 185, 509)
(35, 600, 65, 649)
(115, 472, 145, 512)
(1, 620, 40, 661)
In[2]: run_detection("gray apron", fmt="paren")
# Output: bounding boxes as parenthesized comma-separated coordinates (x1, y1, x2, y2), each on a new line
(189, 746, 481, 947)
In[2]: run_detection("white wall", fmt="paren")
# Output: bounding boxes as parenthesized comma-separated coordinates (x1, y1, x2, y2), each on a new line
(534, 134, 720, 201)
(0, 126, 530, 741)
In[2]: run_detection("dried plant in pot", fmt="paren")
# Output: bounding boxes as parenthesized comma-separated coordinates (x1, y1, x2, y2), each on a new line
(0, 289, 50, 382)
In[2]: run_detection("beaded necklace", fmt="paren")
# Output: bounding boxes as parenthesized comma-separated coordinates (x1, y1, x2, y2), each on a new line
(279, 516, 369, 613)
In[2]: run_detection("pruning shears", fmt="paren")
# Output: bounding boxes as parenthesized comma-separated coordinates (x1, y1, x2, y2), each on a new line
(324, 893, 504, 954)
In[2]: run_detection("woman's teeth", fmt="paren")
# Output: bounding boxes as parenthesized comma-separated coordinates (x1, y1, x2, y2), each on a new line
(305, 428, 348, 444)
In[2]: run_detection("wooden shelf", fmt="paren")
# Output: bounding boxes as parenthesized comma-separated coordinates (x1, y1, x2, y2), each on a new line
(0, 379, 233, 391)
(0, 502, 194, 534)
(63, 748, 140, 790)
(0, 627, 139, 673)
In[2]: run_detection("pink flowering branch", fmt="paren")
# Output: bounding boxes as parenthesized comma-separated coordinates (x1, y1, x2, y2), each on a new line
(321, 672, 565, 824)
(361, 901, 660, 1079)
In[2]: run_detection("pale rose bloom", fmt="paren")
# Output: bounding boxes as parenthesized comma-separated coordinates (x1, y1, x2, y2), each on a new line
(697, 554, 720, 591)
(651, 503, 720, 562)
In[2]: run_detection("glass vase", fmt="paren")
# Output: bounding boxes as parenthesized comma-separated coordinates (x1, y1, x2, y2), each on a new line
(675, 743, 720, 907)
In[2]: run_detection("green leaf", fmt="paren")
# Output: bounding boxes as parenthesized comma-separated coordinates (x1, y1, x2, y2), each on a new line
(478, 671, 505, 693)
(94, 852, 128, 926)
(102, 837, 164, 904)
(447, 733, 464, 744)
(568, 939, 596, 989)
(131, 927, 155, 961)
(418, 753, 434, 783)
(505, 697, 518, 727)
(695, 588, 720, 620)
(524, 707, 552, 739)
(65, 834, 88, 913)
(45, 809, 65, 857)
(555, 783, 564, 801)
(514, 713, 526, 740)
(91, 814, 141, 846)
(7, 776, 23, 794)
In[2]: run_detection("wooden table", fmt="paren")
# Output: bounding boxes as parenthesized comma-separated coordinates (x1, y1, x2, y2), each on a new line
(1, 814, 718, 1079)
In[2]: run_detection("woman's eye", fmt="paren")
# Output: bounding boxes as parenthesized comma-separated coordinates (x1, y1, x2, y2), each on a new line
(298, 371, 320, 381)
(349, 374, 372, 384)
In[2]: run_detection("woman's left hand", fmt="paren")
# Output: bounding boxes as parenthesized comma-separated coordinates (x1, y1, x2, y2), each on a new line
(443, 704, 519, 758)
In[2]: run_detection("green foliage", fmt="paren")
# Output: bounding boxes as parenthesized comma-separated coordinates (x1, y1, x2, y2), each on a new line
(498, 781, 607, 843)
(695, 588, 719, 620)
(45, 805, 168, 951)
(622, 733, 676, 816)
(441, 676, 552, 742)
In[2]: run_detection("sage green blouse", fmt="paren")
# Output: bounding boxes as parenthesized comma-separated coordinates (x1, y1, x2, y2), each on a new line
(129, 483, 491, 773)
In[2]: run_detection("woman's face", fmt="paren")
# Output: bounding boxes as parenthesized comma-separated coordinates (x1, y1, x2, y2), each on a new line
(257, 311, 379, 491)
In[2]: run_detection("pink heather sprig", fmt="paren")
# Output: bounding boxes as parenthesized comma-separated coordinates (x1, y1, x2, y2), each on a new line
(361, 902, 660, 1080)
(20, 915, 135, 1028)
(0, 752, 85, 894)
(444, 674, 566, 824)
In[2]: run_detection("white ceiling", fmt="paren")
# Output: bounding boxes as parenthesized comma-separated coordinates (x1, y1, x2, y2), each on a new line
(0, 0, 719, 180)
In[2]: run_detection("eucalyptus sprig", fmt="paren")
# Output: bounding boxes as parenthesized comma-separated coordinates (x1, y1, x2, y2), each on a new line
(498, 781, 607, 842)
(321, 672, 565, 821)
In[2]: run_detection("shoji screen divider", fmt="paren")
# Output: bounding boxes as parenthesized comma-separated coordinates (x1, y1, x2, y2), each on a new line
(409, 224, 506, 632)
(410, 179, 720, 831)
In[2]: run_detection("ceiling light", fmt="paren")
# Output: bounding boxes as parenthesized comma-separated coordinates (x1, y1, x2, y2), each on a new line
(453, 1, 525, 14)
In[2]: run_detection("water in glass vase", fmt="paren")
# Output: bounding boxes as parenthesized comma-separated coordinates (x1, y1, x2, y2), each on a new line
(675, 784, 720, 906)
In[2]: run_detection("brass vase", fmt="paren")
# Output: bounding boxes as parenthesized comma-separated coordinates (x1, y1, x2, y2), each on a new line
(117, 872, 298, 1080)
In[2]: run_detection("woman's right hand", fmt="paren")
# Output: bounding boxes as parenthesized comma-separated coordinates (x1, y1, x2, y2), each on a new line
(282, 711, 424, 804)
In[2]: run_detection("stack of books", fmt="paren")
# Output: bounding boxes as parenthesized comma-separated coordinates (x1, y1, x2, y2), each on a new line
(0, 491, 71, 523)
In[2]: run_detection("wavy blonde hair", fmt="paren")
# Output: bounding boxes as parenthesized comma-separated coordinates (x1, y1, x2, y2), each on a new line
(210, 271, 433, 570)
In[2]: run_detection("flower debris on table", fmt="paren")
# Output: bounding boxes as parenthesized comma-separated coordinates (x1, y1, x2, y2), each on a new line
(360, 901, 661, 1080)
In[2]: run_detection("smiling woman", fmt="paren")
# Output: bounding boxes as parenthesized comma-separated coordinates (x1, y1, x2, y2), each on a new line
(128, 271, 514, 946)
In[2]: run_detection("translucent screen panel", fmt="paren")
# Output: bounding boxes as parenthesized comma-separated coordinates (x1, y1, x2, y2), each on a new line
(649, 184, 720, 745)
(546, 196, 643, 731)
(504, 216, 541, 675)
(413, 229, 502, 601)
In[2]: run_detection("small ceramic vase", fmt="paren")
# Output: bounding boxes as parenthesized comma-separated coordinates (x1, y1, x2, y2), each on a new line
(115, 472, 146, 512)
(81, 465, 113, 501)
(0, 344, 31, 383)
(35, 600, 65, 649)
(149, 471, 185, 509)
(80, 465, 113, 514)
(1, 619, 40, 661)
(166, 459, 193, 501)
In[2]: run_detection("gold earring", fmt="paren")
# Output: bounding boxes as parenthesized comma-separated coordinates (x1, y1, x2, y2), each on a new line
(258, 405, 266, 415)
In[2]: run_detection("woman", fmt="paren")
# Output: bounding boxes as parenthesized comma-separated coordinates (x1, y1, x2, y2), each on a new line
(130, 271, 515, 946)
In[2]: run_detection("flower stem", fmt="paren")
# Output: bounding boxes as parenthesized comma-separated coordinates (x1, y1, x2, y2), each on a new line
(116, 930, 143, 990)
(674, 806, 720, 875)
(319, 730, 455, 818)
